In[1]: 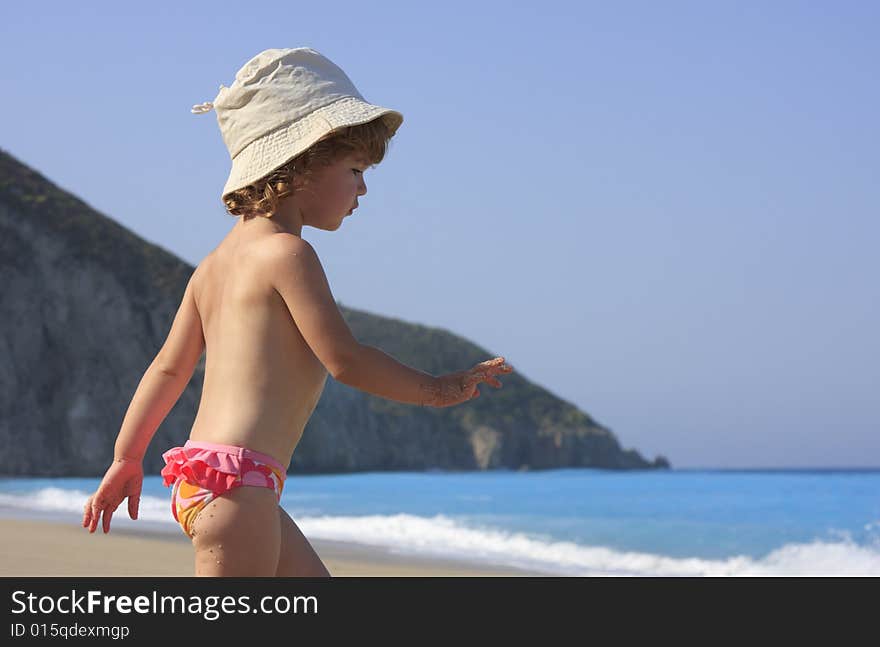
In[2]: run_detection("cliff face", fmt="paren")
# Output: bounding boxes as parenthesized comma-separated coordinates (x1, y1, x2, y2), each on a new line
(0, 148, 669, 476)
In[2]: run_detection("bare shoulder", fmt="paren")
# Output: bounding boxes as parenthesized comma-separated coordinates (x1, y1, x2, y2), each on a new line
(262, 234, 324, 281)
(260, 234, 357, 377)
(263, 232, 318, 258)
(188, 253, 210, 292)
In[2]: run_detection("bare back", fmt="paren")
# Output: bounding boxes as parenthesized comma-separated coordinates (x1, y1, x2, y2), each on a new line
(188, 218, 328, 468)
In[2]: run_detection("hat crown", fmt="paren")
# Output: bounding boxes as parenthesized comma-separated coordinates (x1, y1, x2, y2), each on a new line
(206, 47, 403, 200)
(215, 48, 366, 159)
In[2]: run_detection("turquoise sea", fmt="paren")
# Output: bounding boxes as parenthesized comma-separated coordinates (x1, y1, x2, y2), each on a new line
(1, 468, 878, 576)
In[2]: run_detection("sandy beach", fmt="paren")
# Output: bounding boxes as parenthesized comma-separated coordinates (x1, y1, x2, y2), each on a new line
(0, 518, 549, 577)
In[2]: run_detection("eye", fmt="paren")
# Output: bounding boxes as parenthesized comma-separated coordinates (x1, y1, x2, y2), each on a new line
(352, 169, 363, 175)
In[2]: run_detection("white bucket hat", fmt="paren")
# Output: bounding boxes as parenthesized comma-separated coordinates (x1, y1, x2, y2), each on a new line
(191, 47, 404, 199)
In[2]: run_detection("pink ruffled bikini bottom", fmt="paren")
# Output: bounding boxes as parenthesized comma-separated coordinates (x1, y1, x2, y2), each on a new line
(160, 440, 287, 538)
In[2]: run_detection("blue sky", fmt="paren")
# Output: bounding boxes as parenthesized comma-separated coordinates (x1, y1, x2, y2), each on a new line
(2, 1, 877, 468)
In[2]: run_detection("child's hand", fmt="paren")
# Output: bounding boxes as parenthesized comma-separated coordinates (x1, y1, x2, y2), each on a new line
(421, 357, 514, 408)
(82, 458, 144, 534)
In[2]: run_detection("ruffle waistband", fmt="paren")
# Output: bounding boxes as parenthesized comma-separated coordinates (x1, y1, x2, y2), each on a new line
(160, 442, 286, 493)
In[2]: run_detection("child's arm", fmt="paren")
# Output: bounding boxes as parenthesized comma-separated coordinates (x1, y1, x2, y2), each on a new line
(114, 270, 205, 460)
(83, 270, 205, 533)
(338, 346, 512, 407)
(268, 238, 513, 407)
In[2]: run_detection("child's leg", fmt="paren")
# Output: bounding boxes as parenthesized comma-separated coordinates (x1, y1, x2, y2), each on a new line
(190, 486, 281, 576)
(275, 506, 331, 577)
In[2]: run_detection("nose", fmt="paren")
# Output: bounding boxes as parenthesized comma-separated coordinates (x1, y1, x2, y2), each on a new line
(357, 176, 367, 197)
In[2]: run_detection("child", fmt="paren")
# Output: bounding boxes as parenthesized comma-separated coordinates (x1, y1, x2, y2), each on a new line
(81, 48, 514, 577)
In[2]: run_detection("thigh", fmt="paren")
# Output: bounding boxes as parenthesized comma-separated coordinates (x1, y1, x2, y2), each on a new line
(276, 506, 331, 578)
(190, 486, 281, 577)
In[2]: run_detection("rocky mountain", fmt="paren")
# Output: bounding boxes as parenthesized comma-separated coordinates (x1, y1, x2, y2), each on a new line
(0, 148, 670, 476)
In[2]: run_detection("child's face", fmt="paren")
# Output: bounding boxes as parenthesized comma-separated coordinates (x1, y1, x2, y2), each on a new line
(299, 153, 369, 230)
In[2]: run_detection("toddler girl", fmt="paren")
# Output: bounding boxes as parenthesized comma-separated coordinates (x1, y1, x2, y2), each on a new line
(82, 48, 513, 577)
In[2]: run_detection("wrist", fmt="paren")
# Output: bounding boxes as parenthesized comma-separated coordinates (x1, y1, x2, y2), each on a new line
(113, 455, 142, 464)
(419, 376, 440, 407)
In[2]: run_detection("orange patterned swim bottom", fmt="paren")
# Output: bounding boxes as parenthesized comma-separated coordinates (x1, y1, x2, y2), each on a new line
(160, 440, 286, 537)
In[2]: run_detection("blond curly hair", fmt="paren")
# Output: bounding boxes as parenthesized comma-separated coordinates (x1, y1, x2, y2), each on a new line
(222, 116, 397, 219)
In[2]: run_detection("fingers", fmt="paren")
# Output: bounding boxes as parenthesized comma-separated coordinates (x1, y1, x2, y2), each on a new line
(447, 357, 514, 406)
(84, 493, 121, 534)
(82, 497, 92, 529)
(88, 498, 101, 533)
(86, 498, 102, 533)
(128, 494, 140, 520)
(470, 357, 513, 387)
(471, 373, 503, 389)
(103, 507, 114, 534)
(89, 496, 104, 533)
(100, 500, 121, 534)
(475, 357, 514, 376)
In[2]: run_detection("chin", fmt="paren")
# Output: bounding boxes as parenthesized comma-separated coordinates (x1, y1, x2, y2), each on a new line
(314, 219, 343, 231)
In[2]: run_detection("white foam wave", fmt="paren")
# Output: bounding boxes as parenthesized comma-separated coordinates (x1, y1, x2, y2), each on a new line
(0, 488, 176, 526)
(293, 512, 880, 576)
(3, 489, 879, 575)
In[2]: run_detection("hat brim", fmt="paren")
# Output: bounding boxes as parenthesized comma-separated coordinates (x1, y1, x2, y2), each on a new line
(221, 96, 403, 199)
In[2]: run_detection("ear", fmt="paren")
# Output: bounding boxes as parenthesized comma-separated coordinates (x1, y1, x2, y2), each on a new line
(290, 168, 310, 191)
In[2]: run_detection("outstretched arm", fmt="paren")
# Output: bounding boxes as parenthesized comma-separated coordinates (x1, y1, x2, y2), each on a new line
(338, 348, 513, 408)
(415, 357, 513, 408)
(269, 237, 513, 407)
